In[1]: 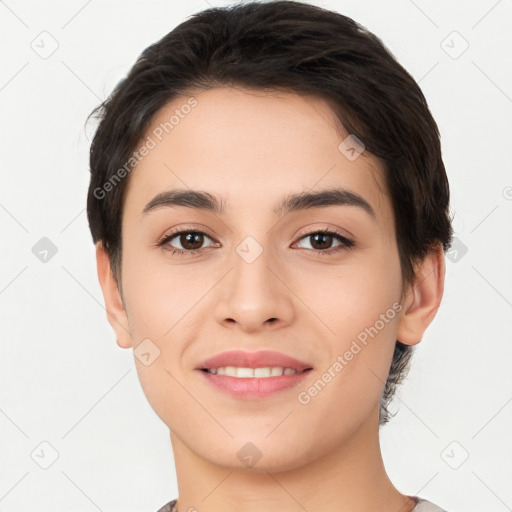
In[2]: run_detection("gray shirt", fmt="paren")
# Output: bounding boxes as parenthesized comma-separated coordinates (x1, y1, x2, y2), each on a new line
(156, 496, 449, 511)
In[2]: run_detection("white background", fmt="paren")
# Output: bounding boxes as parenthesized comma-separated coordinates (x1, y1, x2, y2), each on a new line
(1, 1, 511, 511)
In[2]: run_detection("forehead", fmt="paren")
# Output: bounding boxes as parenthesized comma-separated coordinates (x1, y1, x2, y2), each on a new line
(123, 86, 392, 232)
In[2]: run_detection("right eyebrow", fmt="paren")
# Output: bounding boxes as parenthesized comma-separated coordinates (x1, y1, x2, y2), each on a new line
(142, 190, 225, 216)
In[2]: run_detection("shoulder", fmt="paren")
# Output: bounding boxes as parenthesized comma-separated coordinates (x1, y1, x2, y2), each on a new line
(155, 498, 177, 512)
(412, 497, 450, 511)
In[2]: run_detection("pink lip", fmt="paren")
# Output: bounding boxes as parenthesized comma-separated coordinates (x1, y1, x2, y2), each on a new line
(199, 369, 313, 399)
(196, 349, 314, 400)
(197, 349, 313, 372)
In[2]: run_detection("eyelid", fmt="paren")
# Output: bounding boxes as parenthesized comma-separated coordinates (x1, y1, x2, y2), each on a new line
(157, 224, 217, 245)
(294, 224, 354, 242)
(158, 224, 352, 243)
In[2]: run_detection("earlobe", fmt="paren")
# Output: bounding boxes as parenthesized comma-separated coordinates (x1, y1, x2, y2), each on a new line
(396, 244, 446, 346)
(95, 242, 132, 349)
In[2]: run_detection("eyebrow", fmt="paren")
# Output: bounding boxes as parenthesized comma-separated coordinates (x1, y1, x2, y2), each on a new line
(142, 188, 376, 220)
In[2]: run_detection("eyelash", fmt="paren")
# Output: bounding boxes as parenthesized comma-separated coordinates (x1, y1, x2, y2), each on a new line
(156, 226, 355, 257)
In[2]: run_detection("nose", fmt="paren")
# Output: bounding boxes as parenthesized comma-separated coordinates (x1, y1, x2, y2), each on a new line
(213, 242, 295, 333)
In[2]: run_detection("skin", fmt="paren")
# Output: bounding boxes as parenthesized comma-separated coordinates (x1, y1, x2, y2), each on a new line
(96, 86, 445, 512)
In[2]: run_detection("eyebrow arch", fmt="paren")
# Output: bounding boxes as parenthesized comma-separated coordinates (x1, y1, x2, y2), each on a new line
(141, 188, 376, 220)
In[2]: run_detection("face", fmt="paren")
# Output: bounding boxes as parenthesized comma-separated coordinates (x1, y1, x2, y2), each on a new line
(113, 86, 409, 471)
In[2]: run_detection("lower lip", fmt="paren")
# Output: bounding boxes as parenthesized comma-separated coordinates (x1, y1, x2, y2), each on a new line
(197, 369, 313, 399)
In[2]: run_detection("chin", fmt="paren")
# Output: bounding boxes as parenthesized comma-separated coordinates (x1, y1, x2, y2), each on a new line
(195, 434, 317, 474)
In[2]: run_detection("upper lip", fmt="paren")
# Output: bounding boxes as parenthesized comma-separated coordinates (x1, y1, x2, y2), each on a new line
(197, 350, 313, 372)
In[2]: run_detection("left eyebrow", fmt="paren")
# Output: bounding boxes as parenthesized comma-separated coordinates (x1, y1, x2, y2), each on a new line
(274, 188, 376, 220)
(141, 187, 376, 220)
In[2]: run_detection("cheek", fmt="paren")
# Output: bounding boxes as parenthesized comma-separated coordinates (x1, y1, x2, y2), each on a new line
(292, 252, 402, 395)
(121, 255, 204, 424)
(293, 247, 402, 335)
(122, 245, 202, 339)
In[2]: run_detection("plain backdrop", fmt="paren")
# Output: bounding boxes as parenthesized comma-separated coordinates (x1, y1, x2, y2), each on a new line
(1, 1, 511, 511)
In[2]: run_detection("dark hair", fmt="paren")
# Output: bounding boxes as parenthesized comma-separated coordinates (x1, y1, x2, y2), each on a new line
(86, 0, 453, 425)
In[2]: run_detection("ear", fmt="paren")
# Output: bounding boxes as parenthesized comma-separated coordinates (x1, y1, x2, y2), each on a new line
(95, 242, 133, 349)
(396, 244, 446, 346)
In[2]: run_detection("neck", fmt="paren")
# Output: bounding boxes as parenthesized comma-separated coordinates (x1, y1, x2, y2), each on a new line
(168, 404, 416, 512)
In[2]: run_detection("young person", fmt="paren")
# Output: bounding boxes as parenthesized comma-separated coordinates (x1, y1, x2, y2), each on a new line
(87, 2, 453, 511)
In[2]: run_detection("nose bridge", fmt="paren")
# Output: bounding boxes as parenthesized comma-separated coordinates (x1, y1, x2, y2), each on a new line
(214, 232, 293, 330)
(231, 233, 278, 306)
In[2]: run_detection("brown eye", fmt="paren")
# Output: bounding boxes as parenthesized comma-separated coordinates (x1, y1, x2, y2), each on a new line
(159, 230, 216, 255)
(309, 233, 335, 250)
(295, 229, 354, 255)
(176, 232, 205, 250)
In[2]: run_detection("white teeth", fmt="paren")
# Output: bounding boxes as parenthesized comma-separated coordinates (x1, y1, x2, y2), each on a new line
(207, 366, 298, 378)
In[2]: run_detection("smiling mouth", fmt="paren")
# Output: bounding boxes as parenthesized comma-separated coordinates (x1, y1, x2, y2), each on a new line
(200, 366, 313, 378)
(198, 366, 314, 399)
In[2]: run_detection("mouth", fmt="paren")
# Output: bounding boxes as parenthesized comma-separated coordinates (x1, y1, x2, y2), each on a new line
(199, 366, 313, 377)
(195, 349, 314, 399)
(197, 367, 314, 399)
(196, 349, 313, 373)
